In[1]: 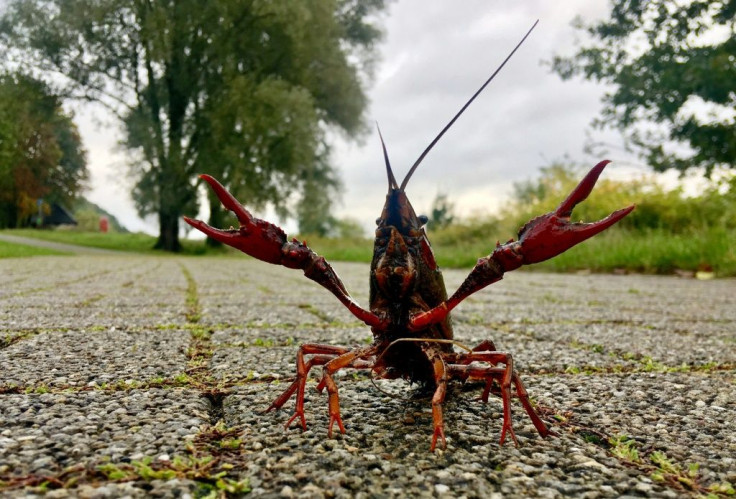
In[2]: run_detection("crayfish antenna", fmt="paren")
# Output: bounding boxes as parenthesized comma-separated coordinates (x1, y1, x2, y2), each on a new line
(377, 122, 399, 191)
(399, 20, 539, 191)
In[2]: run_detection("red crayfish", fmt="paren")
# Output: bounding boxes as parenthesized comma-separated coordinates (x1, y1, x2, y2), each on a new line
(184, 22, 634, 451)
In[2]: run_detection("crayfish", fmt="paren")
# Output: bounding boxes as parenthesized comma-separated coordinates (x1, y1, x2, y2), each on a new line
(184, 22, 634, 451)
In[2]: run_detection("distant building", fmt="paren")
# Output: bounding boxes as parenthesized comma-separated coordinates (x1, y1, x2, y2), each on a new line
(42, 203, 77, 227)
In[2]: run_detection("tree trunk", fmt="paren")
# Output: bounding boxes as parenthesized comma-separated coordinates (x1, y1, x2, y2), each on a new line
(205, 195, 224, 248)
(155, 210, 181, 252)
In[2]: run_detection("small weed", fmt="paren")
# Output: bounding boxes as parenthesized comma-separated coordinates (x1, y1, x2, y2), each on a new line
(132, 457, 177, 481)
(97, 463, 135, 481)
(190, 327, 212, 341)
(553, 413, 568, 423)
(649, 451, 702, 490)
(174, 373, 192, 384)
(609, 435, 640, 463)
(219, 438, 242, 450)
(95, 454, 250, 493)
(569, 340, 605, 355)
(708, 482, 736, 496)
(639, 356, 669, 372)
(579, 432, 602, 445)
(25, 384, 49, 394)
(252, 337, 275, 348)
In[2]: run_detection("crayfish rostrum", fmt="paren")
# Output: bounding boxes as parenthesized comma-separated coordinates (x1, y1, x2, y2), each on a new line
(184, 22, 634, 451)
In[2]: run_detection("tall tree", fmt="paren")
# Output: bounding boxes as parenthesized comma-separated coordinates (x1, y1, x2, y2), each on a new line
(1, 0, 385, 251)
(551, 0, 736, 175)
(0, 73, 87, 228)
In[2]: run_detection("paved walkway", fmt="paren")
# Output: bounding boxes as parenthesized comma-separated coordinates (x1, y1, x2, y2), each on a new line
(0, 255, 734, 497)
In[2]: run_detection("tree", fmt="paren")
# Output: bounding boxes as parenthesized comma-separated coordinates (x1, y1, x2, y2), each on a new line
(0, 73, 87, 228)
(1, 0, 385, 251)
(551, 0, 736, 175)
(428, 193, 455, 229)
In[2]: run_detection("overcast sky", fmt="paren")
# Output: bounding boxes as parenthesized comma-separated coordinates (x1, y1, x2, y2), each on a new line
(78, 1, 647, 235)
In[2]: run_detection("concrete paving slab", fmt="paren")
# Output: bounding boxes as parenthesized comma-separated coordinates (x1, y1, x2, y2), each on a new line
(0, 328, 190, 388)
(0, 255, 734, 497)
(223, 382, 678, 497)
(0, 389, 207, 476)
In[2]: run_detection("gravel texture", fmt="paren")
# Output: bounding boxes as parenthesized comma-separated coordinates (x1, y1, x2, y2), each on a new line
(0, 255, 734, 497)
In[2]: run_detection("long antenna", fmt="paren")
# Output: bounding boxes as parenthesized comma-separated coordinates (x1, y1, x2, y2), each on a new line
(399, 20, 539, 191)
(376, 122, 399, 190)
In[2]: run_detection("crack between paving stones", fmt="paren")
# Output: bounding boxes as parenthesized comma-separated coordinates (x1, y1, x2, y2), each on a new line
(7, 260, 161, 299)
(537, 401, 731, 497)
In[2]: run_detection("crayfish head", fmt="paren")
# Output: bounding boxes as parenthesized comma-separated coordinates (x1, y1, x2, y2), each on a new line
(373, 225, 417, 300)
(376, 189, 427, 237)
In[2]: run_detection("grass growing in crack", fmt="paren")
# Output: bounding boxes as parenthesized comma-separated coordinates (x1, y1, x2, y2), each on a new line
(599, 434, 726, 495)
(184, 325, 217, 386)
(0, 331, 36, 348)
(296, 303, 332, 323)
(179, 263, 201, 323)
(252, 337, 275, 348)
(24, 383, 50, 394)
(708, 482, 736, 496)
(95, 455, 250, 494)
(650, 451, 699, 488)
(561, 338, 736, 375)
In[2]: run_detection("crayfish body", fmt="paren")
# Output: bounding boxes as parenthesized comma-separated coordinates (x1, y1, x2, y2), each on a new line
(184, 21, 634, 451)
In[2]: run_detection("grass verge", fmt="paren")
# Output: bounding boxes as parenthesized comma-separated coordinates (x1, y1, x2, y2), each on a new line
(0, 240, 70, 258)
(6, 225, 735, 277)
(305, 226, 736, 276)
(1, 229, 210, 255)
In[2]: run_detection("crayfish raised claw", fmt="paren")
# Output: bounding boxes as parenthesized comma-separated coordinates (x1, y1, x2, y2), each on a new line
(184, 21, 634, 451)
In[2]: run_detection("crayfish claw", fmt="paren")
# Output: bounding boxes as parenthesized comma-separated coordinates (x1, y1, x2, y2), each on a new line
(198, 174, 254, 226)
(185, 175, 290, 264)
(512, 161, 635, 265)
(555, 160, 610, 217)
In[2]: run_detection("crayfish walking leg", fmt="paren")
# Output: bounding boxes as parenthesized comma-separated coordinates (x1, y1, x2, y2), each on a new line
(316, 346, 377, 437)
(428, 353, 449, 451)
(449, 346, 549, 444)
(265, 344, 350, 430)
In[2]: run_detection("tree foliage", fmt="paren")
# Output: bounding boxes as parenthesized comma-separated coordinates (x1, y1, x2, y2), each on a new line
(551, 0, 736, 175)
(1, 0, 385, 250)
(0, 73, 87, 228)
(428, 193, 455, 229)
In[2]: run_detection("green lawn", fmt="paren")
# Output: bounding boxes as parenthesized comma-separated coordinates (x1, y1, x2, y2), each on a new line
(0, 240, 70, 258)
(304, 227, 736, 277)
(5, 226, 734, 277)
(3, 229, 209, 255)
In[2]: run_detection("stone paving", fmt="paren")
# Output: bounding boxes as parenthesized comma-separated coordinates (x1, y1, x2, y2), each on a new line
(0, 255, 734, 497)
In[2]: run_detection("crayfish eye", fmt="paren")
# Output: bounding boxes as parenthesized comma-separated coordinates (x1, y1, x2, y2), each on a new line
(418, 215, 428, 226)
(375, 217, 382, 226)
